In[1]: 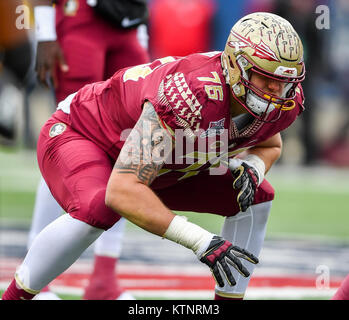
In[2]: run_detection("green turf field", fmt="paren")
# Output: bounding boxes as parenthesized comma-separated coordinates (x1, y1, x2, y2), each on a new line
(1, 147, 349, 240)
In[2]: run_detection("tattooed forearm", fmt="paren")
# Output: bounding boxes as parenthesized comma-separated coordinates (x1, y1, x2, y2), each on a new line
(114, 102, 172, 185)
(114, 162, 162, 185)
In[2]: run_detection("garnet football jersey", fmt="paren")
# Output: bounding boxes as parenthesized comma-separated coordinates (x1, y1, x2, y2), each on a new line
(56, 52, 304, 189)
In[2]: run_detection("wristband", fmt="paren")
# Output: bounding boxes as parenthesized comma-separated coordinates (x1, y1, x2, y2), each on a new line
(34, 6, 57, 42)
(243, 154, 265, 185)
(163, 215, 214, 258)
(229, 154, 265, 185)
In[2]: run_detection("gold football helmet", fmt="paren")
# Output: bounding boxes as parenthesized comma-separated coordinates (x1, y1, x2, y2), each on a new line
(221, 12, 305, 122)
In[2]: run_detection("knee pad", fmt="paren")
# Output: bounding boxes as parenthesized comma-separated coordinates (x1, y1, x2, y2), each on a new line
(215, 201, 272, 299)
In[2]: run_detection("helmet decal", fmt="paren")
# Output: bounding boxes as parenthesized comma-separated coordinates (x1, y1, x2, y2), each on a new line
(228, 30, 280, 63)
(276, 31, 300, 61)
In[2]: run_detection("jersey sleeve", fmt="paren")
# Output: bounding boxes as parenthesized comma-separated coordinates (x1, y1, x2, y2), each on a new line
(151, 71, 204, 142)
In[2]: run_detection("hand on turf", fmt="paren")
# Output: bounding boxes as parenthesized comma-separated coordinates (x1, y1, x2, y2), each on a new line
(199, 235, 258, 287)
(229, 160, 260, 212)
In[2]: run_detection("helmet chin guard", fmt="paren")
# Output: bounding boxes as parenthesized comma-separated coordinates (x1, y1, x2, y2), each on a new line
(222, 12, 305, 122)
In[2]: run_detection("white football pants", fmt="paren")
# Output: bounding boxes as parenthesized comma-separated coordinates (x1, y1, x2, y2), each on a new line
(27, 177, 126, 258)
(215, 201, 272, 299)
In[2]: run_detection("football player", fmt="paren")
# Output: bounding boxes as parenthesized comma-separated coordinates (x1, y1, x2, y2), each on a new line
(29, 0, 149, 300)
(2, 12, 305, 300)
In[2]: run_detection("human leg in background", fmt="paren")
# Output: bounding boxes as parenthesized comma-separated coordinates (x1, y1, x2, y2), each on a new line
(83, 218, 134, 300)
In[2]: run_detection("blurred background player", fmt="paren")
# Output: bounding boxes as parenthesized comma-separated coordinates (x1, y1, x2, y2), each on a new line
(0, 0, 32, 144)
(148, 0, 215, 59)
(273, 0, 326, 165)
(30, 0, 149, 300)
(319, 0, 349, 166)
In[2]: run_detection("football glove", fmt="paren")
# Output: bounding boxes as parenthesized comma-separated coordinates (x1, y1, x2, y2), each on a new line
(229, 160, 261, 212)
(199, 235, 259, 287)
(163, 215, 259, 288)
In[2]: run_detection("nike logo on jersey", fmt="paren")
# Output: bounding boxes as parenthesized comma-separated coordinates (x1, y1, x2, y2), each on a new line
(121, 17, 143, 28)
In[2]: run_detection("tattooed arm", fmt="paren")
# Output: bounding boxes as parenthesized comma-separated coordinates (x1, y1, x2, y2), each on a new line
(105, 101, 175, 236)
(106, 102, 259, 284)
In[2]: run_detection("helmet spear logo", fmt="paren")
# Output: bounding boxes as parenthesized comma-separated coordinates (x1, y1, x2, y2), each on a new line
(229, 30, 280, 63)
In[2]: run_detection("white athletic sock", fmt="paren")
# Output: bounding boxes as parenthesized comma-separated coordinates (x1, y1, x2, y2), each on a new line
(94, 218, 126, 258)
(17, 214, 103, 291)
(27, 177, 63, 248)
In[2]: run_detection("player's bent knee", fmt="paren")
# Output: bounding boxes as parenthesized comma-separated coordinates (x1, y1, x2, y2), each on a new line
(70, 188, 122, 231)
